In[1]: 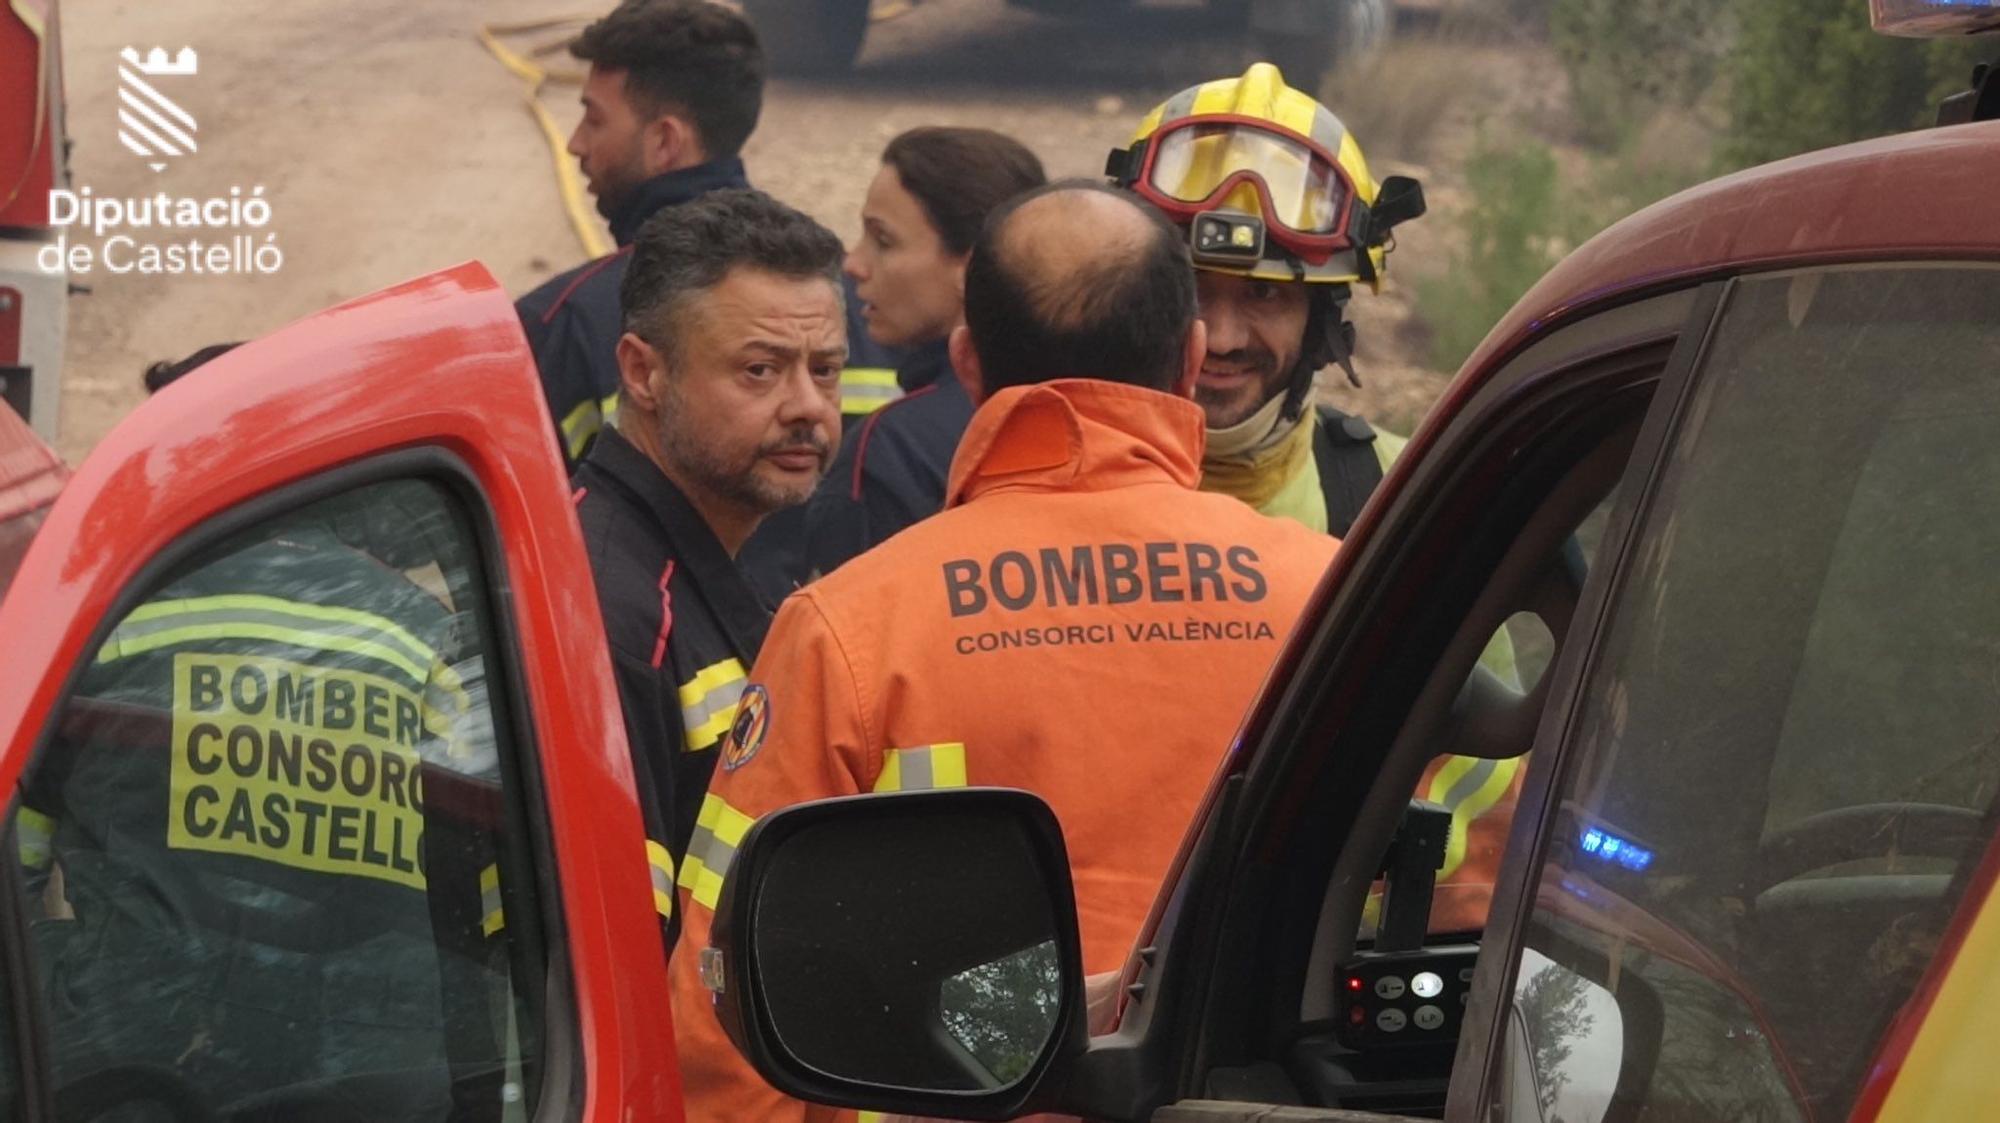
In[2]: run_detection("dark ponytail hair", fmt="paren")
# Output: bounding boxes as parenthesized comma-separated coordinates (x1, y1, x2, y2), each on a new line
(880, 126, 1046, 256)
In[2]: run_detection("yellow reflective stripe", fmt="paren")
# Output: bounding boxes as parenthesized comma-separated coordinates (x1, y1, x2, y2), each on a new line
(560, 394, 610, 460)
(95, 595, 472, 746)
(105, 593, 439, 678)
(122, 594, 440, 663)
(873, 743, 968, 792)
(678, 658, 748, 753)
(16, 807, 54, 871)
(646, 839, 675, 920)
(678, 793, 755, 912)
(839, 367, 902, 415)
(99, 620, 430, 684)
(95, 621, 467, 751)
(1424, 755, 1521, 880)
(479, 863, 505, 936)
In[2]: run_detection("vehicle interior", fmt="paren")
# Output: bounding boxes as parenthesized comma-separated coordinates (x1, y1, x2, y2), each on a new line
(1148, 266, 2000, 1122)
(1141, 287, 1704, 1121)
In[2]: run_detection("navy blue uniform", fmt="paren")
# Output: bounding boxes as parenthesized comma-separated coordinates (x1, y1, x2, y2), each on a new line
(800, 340, 971, 580)
(570, 428, 771, 954)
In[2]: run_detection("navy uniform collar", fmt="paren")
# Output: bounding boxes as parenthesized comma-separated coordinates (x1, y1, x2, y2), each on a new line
(607, 157, 752, 247)
(897, 338, 955, 393)
(583, 428, 773, 654)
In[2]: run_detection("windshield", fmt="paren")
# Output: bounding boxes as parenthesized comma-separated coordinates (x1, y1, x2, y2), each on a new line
(1507, 265, 2000, 1122)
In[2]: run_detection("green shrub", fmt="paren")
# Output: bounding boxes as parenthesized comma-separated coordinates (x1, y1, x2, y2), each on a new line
(1415, 140, 1570, 370)
(1550, 0, 1732, 148)
(1721, 0, 1989, 168)
(1416, 130, 1710, 371)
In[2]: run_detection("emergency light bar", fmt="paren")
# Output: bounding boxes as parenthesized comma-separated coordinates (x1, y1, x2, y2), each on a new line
(1579, 825, 1656, 872)
(1871, 0, 2000, 36)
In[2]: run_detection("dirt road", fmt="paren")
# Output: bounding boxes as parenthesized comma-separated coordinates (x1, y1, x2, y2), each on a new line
(56, 0, 1449, 462)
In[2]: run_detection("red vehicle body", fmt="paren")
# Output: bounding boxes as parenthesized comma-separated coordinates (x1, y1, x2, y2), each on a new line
(0, 265, 684, 1120)
(1, 0, 67, 438)
(0, 73, 1995, 1123)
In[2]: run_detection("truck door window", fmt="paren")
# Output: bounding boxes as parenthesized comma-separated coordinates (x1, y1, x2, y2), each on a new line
(10, 476, 545, 1121)
(1500, 266, 2000, 1122)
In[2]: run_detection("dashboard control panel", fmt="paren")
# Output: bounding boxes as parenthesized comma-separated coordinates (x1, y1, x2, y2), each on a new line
(1334, 944, 1479, 1050)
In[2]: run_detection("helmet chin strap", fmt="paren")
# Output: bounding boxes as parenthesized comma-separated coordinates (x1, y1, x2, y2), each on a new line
(1281, 284, 1361, 420)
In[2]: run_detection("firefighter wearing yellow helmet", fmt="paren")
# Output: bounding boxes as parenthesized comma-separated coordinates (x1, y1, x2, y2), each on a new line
(1114, 65, 1525, 937)
(1107, 61, 1425, 536)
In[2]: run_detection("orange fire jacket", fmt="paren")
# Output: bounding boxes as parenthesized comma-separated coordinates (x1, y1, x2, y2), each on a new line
(668, 378, 1338, 1122)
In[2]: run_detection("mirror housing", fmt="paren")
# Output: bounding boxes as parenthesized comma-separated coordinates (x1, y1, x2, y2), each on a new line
(708, 788, 1090, 1120)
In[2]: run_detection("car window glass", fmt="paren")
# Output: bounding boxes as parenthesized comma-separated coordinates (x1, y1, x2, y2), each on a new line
(1367, 485, 1622, 943)
(1501, 266, 2000, 1122)
(11, 477, 543, 1122)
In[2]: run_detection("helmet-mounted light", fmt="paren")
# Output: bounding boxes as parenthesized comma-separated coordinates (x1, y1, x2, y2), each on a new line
(1190, 212, 1267, 268)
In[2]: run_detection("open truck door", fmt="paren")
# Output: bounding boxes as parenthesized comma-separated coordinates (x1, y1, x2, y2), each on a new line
(0, 263, 685, 1121)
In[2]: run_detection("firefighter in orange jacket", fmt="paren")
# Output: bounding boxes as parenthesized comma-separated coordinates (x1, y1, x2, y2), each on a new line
(669, 183, 1338, 1121)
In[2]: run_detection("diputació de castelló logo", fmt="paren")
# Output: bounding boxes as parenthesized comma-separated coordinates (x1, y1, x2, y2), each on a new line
(38, 45, 284, 277)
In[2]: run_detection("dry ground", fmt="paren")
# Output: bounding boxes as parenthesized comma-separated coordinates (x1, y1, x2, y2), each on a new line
(54, 0, 1562, 461)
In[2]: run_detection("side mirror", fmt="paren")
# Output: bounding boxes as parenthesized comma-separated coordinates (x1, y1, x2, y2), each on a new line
(1501, 951, 1627, 1123)
(708, 788, 1089, 1120)
(1373, 175, 1427, 234)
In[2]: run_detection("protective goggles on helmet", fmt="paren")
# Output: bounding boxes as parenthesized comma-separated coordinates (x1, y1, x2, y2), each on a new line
(1108, 114, 1362, 266)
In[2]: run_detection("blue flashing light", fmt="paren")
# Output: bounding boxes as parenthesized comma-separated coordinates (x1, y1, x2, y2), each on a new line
(1578, 824, 1655, 874)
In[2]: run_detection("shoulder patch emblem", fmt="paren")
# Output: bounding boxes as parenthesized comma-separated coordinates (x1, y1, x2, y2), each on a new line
(721, 684, 771, 772)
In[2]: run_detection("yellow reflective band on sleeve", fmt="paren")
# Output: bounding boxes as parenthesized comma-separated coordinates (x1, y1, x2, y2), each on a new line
(97, 594, 438, 686)
(839, 367, 903, 416)
(560, 393, 621, 461)
(646, 838, 675, 921)
(480, 863, 505, 937)
(16, 807, 55, 871)
(1424, 755, 1521, 880)
(873, 743, 968, 792)
(679, 658, 748, 753)
(678, 793, 756, 912)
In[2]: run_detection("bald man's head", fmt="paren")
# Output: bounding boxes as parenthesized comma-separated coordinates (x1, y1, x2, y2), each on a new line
(959, 180, 1198, 397)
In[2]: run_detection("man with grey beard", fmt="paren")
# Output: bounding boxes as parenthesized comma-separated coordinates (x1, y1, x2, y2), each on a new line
(570, 187, 845, 956)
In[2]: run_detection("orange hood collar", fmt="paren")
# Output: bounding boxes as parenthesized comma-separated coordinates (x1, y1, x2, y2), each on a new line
(945, 378, 1207, 508)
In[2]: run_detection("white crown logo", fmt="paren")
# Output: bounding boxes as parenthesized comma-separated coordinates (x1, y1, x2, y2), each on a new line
(120, 46, 198, 76)
(117, 46, 200, 172)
